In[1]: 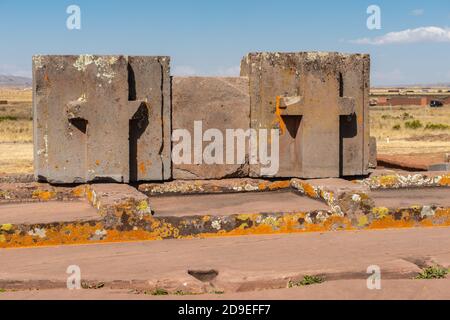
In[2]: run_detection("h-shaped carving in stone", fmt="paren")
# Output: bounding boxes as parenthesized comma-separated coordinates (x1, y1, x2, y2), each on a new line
(33, 55, 171, 184)
(277, 91, 356, 178)
(65, 96, 148, 183)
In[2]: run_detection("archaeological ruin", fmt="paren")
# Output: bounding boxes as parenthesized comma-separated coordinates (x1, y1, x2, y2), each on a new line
(33, 52, 370, 183)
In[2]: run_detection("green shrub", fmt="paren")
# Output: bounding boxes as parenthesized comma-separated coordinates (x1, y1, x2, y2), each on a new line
(425, 123, 450, 130)
(392, 124, 401, 130)
(415, 266, 449, 279)
(0, 116, 18, 122)
(288, 275, 324, 287)
(404, 120, 423, 129)
(151, 288, 169, 295)
(402, 112, 413, 120)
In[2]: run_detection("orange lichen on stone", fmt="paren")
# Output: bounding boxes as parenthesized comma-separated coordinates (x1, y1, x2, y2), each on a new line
(302, 182, 318, 198)
(368, 215, 416, 230)
(32, 190, 56, 201)
(139, 162, 147, 175)
(439, 175, 450, 186)
(71, 185, 86, 198)
(268, 180, 290, 190)
(274, 95, 286, 135)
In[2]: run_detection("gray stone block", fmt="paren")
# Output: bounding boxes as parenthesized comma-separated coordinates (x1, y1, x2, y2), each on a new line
(241, 52, 370, 178)
(33, 55, 170, 183)
(428, 163, 450, 172)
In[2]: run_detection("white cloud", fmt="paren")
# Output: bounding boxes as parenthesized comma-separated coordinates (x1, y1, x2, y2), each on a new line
(172, 65, 197, 76)
(410, 9, 424, 16)
(216, 65, 240, 77)
(351, 26, 450, 45)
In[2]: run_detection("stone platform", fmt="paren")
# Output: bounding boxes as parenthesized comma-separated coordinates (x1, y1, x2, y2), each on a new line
(0, 171, 449, 248)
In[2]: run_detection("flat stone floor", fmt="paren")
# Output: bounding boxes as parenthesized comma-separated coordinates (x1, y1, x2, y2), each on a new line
(151, 190, 329, 217)
(0, 227, 449, 299)
(2, 279, 449, 300)
(369, 188, 450, 208)
(0, 200, 99, 224)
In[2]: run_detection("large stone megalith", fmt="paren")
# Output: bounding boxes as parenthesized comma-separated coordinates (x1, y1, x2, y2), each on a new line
(33, 55, 171, 183)
(241, 52, 370, 178)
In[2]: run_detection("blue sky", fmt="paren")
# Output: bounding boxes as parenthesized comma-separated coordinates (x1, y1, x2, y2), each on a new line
(0, 0, 449, 85)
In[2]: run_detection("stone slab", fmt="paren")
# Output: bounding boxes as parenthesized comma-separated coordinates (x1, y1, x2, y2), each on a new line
(150, 190, 329, 217)
(0, 227, 449, 295)
(306, 178, 369, 198)
(0, 201, 99, 225)
(172, 77, 250, 179)
(138, 178, 290, 196)
(369, 188, 450, 208)
(86, 183, 151, 218)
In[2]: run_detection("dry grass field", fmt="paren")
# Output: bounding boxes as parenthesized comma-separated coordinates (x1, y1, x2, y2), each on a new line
(371, 105, 450, 154)
(0, 88, 33, 174)
(0, 88, 449, 174)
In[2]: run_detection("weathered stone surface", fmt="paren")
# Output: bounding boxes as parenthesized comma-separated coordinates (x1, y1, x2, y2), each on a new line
(139, 178, 290, 196)
(369, 136, 377, 169)
(241, 52, 370, 178)
(33, 52, 371, 183)
(172, 77, 250, 179)
(428, 163, 450, 172)
(33, 55, 170, 183)
(86, 183, 151, 218)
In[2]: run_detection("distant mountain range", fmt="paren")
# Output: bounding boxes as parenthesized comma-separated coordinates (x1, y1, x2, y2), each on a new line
(0, 73, 448, 90)
(0, 75, 32, 87)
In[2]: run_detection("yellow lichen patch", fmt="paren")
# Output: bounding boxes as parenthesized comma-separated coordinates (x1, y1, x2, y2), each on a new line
(0, 235, 6, 243)
(377, 175, 398, 188)
(372, 207, 389, 219)
(136, 200, 150, 213)
(237, 214, 253, 221)
(357, 215, 369, 227)
(0, 224, 13, 231)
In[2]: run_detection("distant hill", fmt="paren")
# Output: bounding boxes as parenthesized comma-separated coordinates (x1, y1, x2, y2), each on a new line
(0, 75, 32, 88)
(373, 82, 450, 89)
